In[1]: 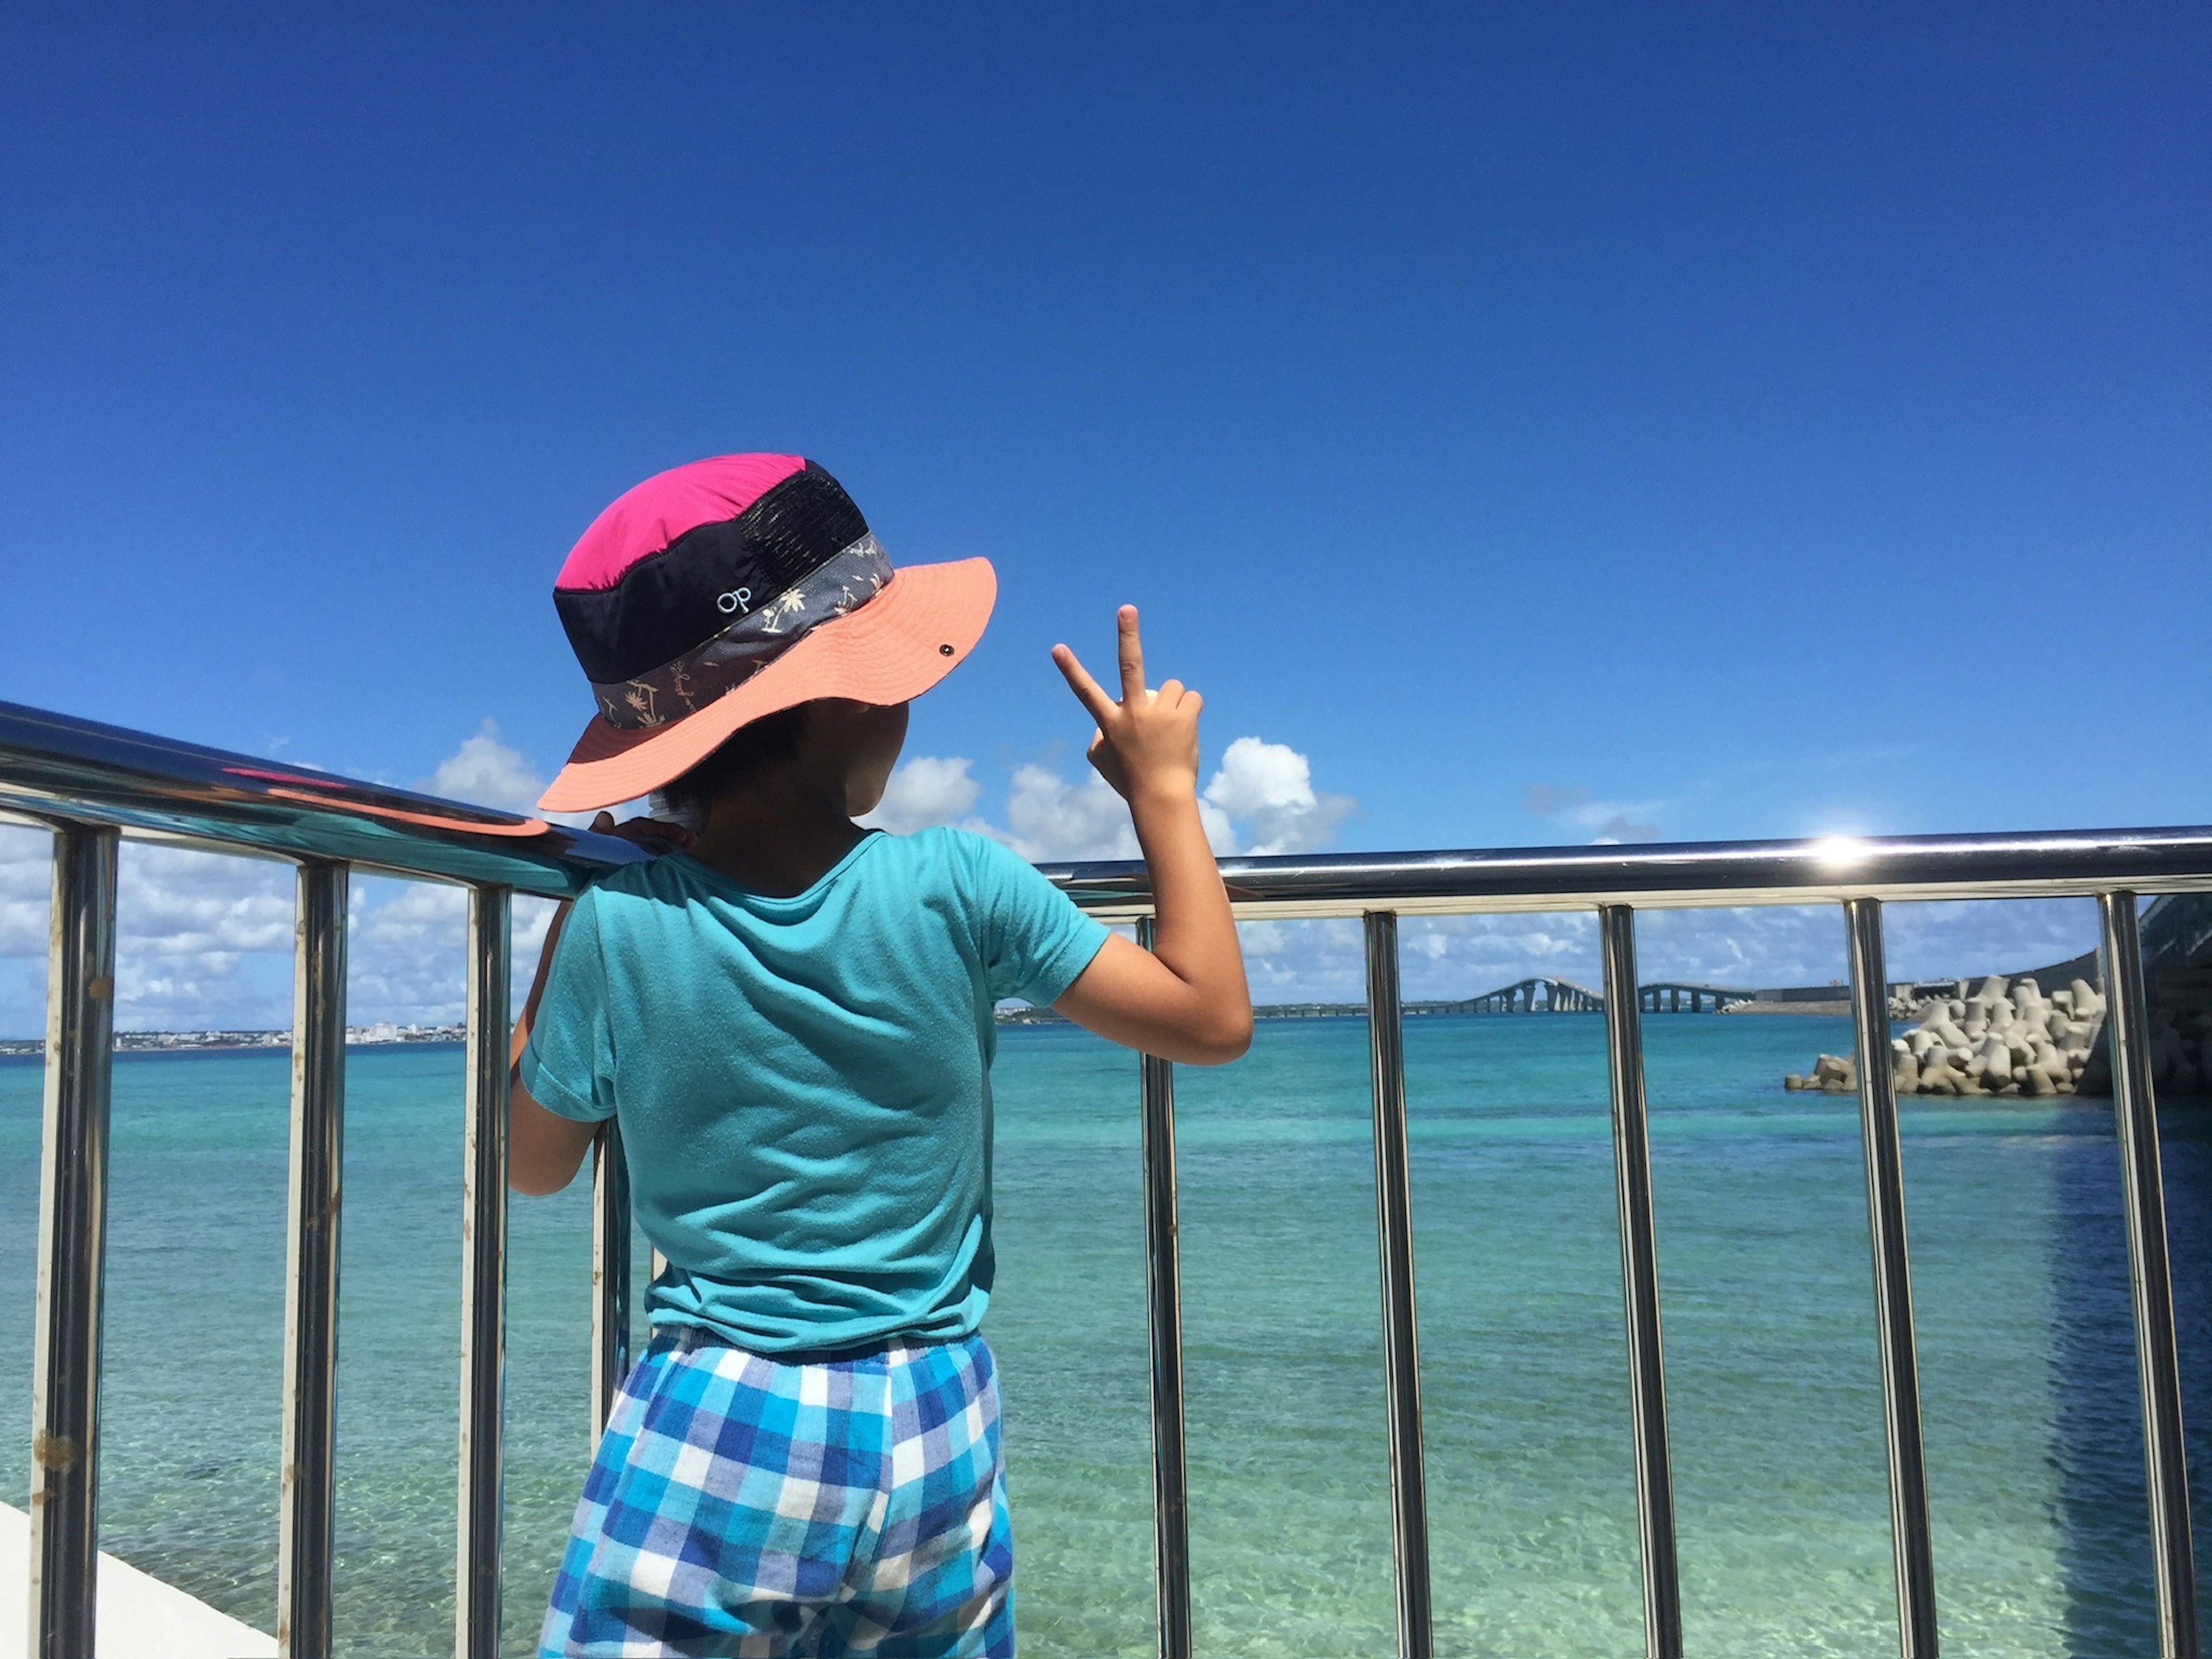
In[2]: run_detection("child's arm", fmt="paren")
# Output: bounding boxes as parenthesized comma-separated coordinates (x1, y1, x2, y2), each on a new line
(1050, 606, 1253, 1066)
(509, 812, 690, 1195)
(507, 902, 601, 1195)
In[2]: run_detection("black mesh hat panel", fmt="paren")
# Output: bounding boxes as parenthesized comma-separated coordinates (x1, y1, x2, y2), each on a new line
(554, 463, 870, 684)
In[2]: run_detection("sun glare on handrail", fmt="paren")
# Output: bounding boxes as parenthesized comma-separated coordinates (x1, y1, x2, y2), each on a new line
(1810, 836, 1873, 869)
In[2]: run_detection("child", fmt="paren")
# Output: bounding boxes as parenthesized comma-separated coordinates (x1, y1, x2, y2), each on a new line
(509, 453, 1251, 1658)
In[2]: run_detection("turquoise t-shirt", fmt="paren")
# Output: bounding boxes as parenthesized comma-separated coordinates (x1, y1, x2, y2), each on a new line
(518, 826, 1109, 1355)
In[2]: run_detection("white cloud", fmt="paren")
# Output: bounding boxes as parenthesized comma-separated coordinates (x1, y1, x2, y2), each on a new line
(422, 718, 639, 828)
(0, 829, 296, 1032)
(1234, 918, 1366, 1002)
(861, 752, 1150, 861)
(345, 713, 591, 1022)
(1524, 783, 1661, 844)
(1197, 799, 1237, 855)
(961, 736, 1355, 862)
(998, 764, 1142, 862)
(0, 717, 596, 1035)
(0, 827, 52, 960)
(1204, 737, 1357, 857)
(347, 878, 469, 1023)
(114, 844, 295, 958)
(513, 894, 559, 963)
(348, 877, 562, 1027)
(427, 718, 552, 816)
(861, 756, 983, 836)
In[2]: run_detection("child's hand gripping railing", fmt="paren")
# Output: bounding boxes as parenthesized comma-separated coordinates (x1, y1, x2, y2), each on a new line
(9, 692, 2212, 1659)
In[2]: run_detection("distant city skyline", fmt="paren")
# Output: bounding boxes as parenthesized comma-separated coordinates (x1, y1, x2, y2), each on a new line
(0, 1022, 464, 1055)
(1, 7, 2202, 1029)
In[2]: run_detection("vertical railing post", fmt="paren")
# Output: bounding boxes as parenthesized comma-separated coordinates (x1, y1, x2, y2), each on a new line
(1135, 915, 1192, 1659)
(1843, 896, 1938, 1657)
(280, 861, 348, 1659)
(1597, 906, 1682, 1659)
(458, 885, 510, 1659)
(590, 1123, 633, 1448)
(2099, 890, 2198, 1657)
(31, 824, 119, 1659)
(1363, 911, 1432, 1659)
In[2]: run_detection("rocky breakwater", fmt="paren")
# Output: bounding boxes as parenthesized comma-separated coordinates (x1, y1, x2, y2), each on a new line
(1786, 974, 2108, 1097)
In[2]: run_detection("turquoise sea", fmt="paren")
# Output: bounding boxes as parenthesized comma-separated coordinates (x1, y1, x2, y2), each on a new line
(5, 1013, 2212, 1657)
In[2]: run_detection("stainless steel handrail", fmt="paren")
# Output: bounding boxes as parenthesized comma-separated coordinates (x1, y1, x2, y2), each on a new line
(2103, 893, 2200, 1658)
(1364, 913, 1434, 1659)
(0, 698, 644, 896)
(278, 861, 347, 1659)
(5, 695, 2210, 1659)
(457, 888, 512, 1659)
(1846, 898, 1938, 1656)
(1134, 918, 1193, 1659)
(1039, 825, 2212, 917)
(17, 702, 2212, 916)
(11, 699, 2212, 913)
(30, 825, 116, 1659)
(1599, 907, 1681, 1659)
(591, 1125, 635, 1450)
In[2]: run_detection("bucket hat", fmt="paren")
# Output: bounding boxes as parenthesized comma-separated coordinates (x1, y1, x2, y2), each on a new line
(540, 453, 994, 813)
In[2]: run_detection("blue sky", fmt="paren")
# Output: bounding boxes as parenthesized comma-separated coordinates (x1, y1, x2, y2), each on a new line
(0, 6, 2204, 1031)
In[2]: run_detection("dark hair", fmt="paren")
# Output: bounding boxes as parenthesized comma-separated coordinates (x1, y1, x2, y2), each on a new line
(662, 703, 812, 812)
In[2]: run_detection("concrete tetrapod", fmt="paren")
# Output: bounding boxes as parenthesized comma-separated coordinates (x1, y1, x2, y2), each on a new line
(1786, 975, 2112, 1096)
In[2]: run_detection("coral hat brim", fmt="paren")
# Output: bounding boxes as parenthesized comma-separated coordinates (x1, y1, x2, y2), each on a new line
(539, 556, 995, 814)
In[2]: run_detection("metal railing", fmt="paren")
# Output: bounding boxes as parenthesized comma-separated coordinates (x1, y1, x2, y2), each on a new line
(5, 695, 2211, 1658)
(1, 702, 638, 1659)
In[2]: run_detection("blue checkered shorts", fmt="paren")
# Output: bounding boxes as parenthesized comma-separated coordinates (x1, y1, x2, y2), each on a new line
(541, 1327, 1013, 1657)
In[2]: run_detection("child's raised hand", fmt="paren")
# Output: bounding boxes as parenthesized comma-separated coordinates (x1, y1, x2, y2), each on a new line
(1051, 605, 1202, 804)
(1047, 605, 1249, 1065)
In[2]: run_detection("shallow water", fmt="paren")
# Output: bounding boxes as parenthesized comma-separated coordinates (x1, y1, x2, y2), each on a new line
(5, 1014, 2212, 1655)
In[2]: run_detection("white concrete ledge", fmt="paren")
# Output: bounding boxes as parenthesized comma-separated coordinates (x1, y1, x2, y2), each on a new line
(1, 1503, 276, 1658)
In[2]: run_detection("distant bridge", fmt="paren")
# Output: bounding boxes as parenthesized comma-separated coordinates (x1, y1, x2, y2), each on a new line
(1446, 978, 1760, 1014)
(1460, 977, 1604, 1013)
(1638, 982, 1758, 1013)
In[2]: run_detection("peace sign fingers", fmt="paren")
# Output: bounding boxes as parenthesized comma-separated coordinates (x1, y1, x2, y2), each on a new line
(1051, 641, 1119, 728)
(1116, 604, 1147, 704)
(1052, 604, 1201, 804)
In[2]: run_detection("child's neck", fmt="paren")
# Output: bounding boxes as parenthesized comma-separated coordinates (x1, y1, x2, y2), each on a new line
(686, 768, 866, 899)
